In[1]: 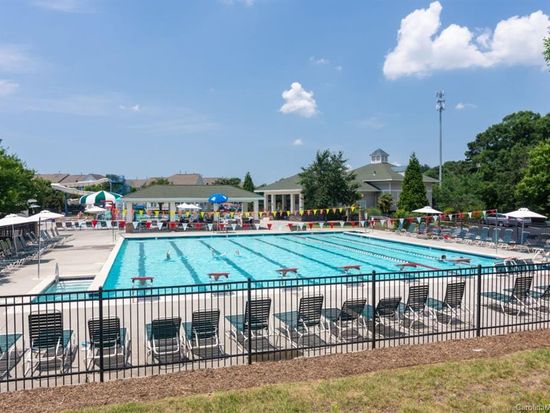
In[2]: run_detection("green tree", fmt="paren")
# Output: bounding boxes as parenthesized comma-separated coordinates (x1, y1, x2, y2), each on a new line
(213, 177, 241, 187)
(0, 141, 36, 214)
(516, 140, 550, 215)
(145, 177, 171, 187)
(242, 172, 255, 192)
(398, 153, 428, 212)
(377, 193, 393, 214)
(298, 150, 359, 209)
(428, 161, 485, 212)
(465, 111, 550, 211)
(32, 178, 65, 212)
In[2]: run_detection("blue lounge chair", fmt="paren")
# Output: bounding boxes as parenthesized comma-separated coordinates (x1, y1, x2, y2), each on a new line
(183, 310, 221, 358)
(482, 275, 534, 316)
(226, 299, 275, 349)
(274, 296, 327, 347)
(146, 317, 182, 362)
(427, 281, 470, 326)
(321, 298, 367, 341)
(26, 311, 74, 375)
(0, 333, 22, 379)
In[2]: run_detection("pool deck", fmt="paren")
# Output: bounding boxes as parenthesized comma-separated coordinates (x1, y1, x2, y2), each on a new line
(0, 225, 533, 296)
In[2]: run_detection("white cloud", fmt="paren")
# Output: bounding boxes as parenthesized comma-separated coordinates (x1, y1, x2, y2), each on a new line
(0, 45, 32, 72)
(0, 80, 19, 97)
(310, 56, 330, 65)
(383, 2, 550, 79)
(31, 0, 92, 13)
(279, 82, 318, 118)
(292, 138, 304, 146)
(220, 0, 255, 6)
(119, 104, 140, 112)
(455, 102, 477, 110)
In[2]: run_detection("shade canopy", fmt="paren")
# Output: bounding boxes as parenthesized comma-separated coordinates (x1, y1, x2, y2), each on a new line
(208, 193, 228, 204)
(0, 214, 31, 228)
(412, 206, 442, 214)
(79, 190, 121, 205)
(29, 210, 64, 221)
(176, 202, 201, 210)
(84, 205, 106, 214)
(505, 208, 546, 219)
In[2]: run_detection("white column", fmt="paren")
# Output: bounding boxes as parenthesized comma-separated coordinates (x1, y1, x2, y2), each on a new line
(242, 202, 248, 212)
(253, 200, 259, 219)
(281, 194, 286, 212)
(290, 193, 295, 213)
(125, 202, 134, 222)
(299, 194, 304, 210)
(270, 194, 276, 212)
(263, 194, 268, 212)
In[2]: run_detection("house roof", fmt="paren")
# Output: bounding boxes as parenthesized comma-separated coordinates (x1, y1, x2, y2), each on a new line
(370, 148, 389, 157)
(124, 184, 262, 201)
(258, 162, 437, 192)
(166, 173, 204, 185)
(255, 174, 302, 192)
(203, 177, 221, 185)
(36, 173, 69, 183)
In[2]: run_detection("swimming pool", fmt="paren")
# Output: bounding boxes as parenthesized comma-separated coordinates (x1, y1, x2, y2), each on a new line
(35, 278, 93, 302)
(104, 232, 497, 290)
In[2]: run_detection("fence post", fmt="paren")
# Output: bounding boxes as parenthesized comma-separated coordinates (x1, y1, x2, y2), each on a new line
(476, 265, 482, 337)
(371, 270, 376, 349)
(98, 286, 105, 382)
(247, 278, 253, 365)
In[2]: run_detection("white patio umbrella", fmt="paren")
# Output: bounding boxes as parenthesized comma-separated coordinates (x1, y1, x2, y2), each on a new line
(84, 205, 106, 214)
(176, 203, 201, 210)
(0, 214, 32, 253)
(504, 208, 547, 244)
(412, 206, 442, 214)
(28, 210, 65, 278)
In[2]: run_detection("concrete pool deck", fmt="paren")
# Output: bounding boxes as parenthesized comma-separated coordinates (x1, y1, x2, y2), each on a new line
(0, 225, 533, 296)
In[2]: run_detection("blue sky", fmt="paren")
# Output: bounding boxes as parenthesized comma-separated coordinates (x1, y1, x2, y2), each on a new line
(1, 0, 549, 184)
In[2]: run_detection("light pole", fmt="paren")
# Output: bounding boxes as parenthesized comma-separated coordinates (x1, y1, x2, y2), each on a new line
(436, 91, 445, 188)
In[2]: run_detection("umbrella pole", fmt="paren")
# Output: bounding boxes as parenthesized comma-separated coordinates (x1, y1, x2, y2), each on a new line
(12, 224, 17, 255)
(37, 217, 41, 278)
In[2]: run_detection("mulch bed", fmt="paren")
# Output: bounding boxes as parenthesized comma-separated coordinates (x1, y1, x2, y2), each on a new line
(2, 329, 550, 413)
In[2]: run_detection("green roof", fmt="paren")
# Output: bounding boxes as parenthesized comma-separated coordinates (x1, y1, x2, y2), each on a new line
(258, 163, 438, 192)
(124, 185, 262, 201)
(255, 174, 302, 192)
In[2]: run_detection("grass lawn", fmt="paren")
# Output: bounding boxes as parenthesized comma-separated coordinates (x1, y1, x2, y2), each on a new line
(74, 348, 550, 413)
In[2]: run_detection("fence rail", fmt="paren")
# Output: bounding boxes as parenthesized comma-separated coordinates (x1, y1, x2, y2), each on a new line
(0, 263, 548, 392)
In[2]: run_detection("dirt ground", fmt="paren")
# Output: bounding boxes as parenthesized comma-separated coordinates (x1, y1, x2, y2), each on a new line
(1, 329, 550, 413)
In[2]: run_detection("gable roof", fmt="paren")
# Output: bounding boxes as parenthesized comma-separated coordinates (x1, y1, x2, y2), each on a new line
(255, 174, 302, 192)
(370, 148, 389, 157)
(259, 163, 437, 192)
(124, 184, 262, 201)
(36, 173, 70, 183)
(166, 173, 204, 185)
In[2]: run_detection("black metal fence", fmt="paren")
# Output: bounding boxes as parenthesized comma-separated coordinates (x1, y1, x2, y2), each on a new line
(0, 263, 548, 392)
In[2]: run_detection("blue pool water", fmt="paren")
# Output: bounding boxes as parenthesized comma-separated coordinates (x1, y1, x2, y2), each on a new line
(104, 232, 497, 290)
(35, 278, 93, 302)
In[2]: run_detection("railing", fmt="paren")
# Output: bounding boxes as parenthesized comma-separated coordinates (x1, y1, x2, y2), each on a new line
(0, 263, 548, 392)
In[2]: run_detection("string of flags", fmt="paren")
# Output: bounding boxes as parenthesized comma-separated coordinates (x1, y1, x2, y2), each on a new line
(121, 206, 498, 227)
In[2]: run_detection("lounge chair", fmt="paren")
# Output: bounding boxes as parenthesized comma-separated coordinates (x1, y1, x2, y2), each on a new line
(183, 310, 221, 358)
(0, 333, 22, 379)
(274, 295, 327, 347)
(500, 229, 516, 249)
(416, 223, 427, 237)
(146, 317, 182, 363)
(477, 227, 491, 245)
(427, 281, 470, 326)
(464, 226, 479, 244)
(401, 284, 430, 329)
(87, 317, 130, 370)
(405, 223, 417, 237)
(26, 311, 74, 375)
(482, 275, 534, 316)
(363, 297, 403, 333)
(321, 298, 367, 342)
(226, 299, 274, 349)
(531, 284, 550, 316)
